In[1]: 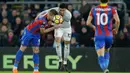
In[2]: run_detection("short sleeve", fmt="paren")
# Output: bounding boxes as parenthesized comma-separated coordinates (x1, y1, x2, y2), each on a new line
(89, 8, 94, 17)
(112, 7, 117, 15)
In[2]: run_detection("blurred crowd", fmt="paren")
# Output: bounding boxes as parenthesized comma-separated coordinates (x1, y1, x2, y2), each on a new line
(0, 0, 130, 48)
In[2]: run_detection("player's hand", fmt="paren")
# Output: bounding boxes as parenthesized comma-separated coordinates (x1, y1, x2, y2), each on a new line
(112, 29, 118, 35)
(54, 24, 62, 29)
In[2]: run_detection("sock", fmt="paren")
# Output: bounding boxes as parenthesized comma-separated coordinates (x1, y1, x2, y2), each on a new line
(33, 53, 39, 71)
(14, 50, 23, 68)
(104, 51, 110, 69)
(55, 42, 62, 62)
(98, 56, 105, 71)
(64, 43, 70, 65)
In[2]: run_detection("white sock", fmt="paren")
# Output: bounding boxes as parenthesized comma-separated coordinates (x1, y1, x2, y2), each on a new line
(13, 66, 18, 69)
(34, 69, 38, 71)
(63, 60, 67, 65)
(64, 43, 70, 65)
(55, 42, 62, 62)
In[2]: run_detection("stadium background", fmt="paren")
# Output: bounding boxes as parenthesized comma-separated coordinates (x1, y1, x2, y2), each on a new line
(0, 0, 130, 73)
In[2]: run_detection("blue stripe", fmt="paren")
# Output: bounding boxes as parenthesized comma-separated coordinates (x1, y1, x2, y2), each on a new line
(30, 24, 40, 33)
(100, 11, 105, 35)
(108, 7, 113, 36)
(93, 8, 98, 35)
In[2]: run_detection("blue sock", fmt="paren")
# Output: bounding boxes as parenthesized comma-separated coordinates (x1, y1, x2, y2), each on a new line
(104, 52, 110, 69)
(98, 56, 105, 71)
(14, 50, 23, 67)
(33, 53, 39, 71)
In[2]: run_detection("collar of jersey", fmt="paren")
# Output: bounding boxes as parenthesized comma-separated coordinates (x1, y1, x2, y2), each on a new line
(100, 3, 108, 7)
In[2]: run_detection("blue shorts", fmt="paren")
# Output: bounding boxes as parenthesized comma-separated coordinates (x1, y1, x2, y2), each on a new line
(21, 29, 40, 47)
(94, 36, 113, 50)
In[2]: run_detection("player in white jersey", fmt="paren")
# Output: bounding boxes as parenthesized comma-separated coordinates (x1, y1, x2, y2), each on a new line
(37, 3, 72, 72)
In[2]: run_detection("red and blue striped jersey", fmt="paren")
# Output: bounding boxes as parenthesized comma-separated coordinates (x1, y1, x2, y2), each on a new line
(26, 12, 48, 34)
(89, 5, 117, 36)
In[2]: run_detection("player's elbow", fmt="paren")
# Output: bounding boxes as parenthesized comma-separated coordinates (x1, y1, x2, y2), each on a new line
(116, 19, 120, 25)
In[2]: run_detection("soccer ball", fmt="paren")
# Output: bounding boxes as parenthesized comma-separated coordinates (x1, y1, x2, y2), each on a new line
(53, 15, 63, 24)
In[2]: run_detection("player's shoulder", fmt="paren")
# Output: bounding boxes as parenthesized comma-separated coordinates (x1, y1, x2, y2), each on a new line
(107, 5, 114, 9)
(65, 9, 72, 15)
(91, 5, 99, 10)
(37, 14, 46, 19)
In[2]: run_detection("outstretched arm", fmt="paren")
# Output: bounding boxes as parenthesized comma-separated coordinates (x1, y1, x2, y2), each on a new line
(40, 24, 61, 34)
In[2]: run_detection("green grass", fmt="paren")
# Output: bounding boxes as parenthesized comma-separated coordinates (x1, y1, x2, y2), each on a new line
(0, 71, 130, 73)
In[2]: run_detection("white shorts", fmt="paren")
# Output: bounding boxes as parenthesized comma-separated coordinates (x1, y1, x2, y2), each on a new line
(54, 27, 72, 41)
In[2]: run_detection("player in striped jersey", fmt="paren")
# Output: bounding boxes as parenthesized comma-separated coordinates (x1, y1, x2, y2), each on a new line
(12, 9, 60, 73)
(86, 0, 120, 73)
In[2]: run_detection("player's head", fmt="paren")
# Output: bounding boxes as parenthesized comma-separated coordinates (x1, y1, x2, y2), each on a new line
(59, 3, 67, 16)
(48, 9, 58, 20)
(100, 0, 109, 4)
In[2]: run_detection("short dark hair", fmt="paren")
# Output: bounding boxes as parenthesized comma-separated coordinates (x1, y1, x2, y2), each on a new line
(49, 9, 58, 15)
(100, 0, 109, 3)
(59, 3, 67, 9)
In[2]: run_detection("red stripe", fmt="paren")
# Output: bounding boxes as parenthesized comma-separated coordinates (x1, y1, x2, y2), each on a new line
(96, 6, 102, 35)
(33, 28, 40, 33)
(112, 7, 116, 15)
(110, 19, 112, 29)
(104, 6, 110, 36)
(27, 23, 32, 31)
(90, 8, 94, 16)
(27, 20, 43, 31)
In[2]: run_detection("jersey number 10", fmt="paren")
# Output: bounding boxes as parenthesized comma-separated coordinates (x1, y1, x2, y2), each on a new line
(96, 13, 108, 25)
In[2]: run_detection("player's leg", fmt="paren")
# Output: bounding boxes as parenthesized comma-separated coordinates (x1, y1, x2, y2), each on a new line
(32, 37, 40, 73)
(13, 45, 27, 72)
(32, 47, 40, 73)
(63, 28, 71, 65)
(62, 27, 71, 72)
(54, 28, 63, 70)
(12, 30, 30, 73)
(104, 36, 113, 72)
(95, 36, 106, 71)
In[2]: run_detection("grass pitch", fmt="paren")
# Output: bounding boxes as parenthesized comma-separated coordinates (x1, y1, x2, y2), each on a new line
(0, 71, 129, 73)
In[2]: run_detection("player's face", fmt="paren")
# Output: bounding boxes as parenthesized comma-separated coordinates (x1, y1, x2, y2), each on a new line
(47, 12, 54, 21)
(59, 8, 66, 16)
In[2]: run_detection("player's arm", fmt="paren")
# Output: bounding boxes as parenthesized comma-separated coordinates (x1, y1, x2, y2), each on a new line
(63, 11, 72, 22)
(40, 27, 54, 33)
(39, 20, 61, 33)
(36, 19, 59, 33)
(40, 24, 61, 33)
(86, 8, 95, 31)
(112, 8, 120, 34)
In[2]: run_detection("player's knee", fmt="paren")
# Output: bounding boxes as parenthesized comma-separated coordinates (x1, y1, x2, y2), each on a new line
(64, 41, 70, 44)
(96, 47, 105, 56)
(33, 48, 39, 53)
(20, 45, 27, 52)
(105, 49, 110, 52)
(55, 37, 61, 43)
